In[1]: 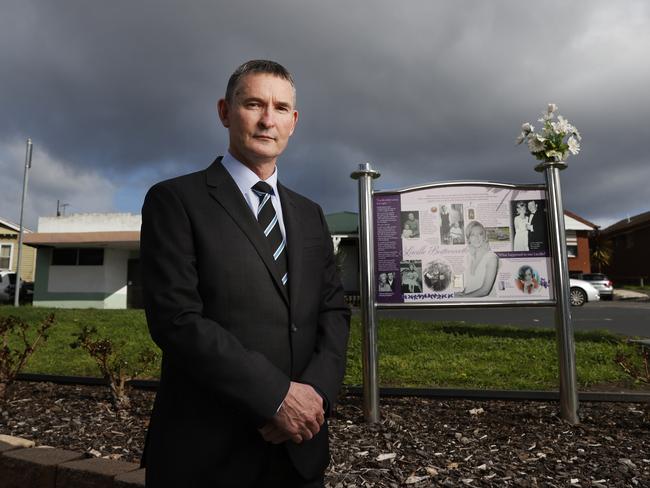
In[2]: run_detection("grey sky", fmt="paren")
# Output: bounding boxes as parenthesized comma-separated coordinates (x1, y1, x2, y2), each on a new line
(1, 0, 649, 229)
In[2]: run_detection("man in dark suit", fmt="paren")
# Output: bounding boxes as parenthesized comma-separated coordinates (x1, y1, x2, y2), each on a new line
(527, 200, 548, 252)
(140, 60, 350, 487)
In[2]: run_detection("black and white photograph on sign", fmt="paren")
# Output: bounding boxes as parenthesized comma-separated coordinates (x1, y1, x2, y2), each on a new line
(512, 199, 548, 252)
(440, 204, 464, 244)
(387, 271, 396, 291)
(401, 211, 420, 239)
(512, 200, 532, 251)
(526, 200, 548, 252)
(377, 272, 392, 293)
(400, 260, 422, 293)
(486, 226, 510, 242)
(456, 221, 499, 297)
(515, 265, 541, 294)
(423, 261, 453, 291)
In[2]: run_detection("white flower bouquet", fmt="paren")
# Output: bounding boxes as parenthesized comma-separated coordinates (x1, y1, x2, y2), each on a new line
(517, 103, 581, 163)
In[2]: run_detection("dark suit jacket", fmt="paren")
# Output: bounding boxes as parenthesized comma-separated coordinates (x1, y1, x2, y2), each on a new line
(140, 158, 350, 487)
(528, 206, 548, 252)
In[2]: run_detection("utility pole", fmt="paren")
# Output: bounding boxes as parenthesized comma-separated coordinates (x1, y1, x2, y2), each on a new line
(14, 139, 33, 307)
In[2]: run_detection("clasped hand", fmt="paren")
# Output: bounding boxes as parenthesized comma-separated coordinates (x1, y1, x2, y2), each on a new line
(258, 381, 324, 445)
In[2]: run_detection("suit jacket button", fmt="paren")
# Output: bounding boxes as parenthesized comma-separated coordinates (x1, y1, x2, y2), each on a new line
(291, 323, 298, 332)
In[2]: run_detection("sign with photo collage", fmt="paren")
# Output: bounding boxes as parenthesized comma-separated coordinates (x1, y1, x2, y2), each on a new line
(373, 185, 555, 304)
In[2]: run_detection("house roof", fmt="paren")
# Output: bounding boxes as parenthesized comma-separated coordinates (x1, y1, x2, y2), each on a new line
(602, 210, 650, 235)
(325, 212, 358, 235)
(564, 210, 597, 231)
(0, 217, 32, 233)
(24, 231, 140, 247)
(564, 210, 598, 230)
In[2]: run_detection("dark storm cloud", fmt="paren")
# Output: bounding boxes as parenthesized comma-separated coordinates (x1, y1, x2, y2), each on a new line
(1, 0, 649, 228)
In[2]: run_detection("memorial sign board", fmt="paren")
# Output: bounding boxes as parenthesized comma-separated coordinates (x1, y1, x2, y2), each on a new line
(373, 183, 555, 305)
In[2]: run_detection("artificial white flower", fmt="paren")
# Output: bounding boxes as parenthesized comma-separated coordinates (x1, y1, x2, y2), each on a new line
(573, 128, 582, 141)
(527, 135, 546, 152)
(567, 137, 581, 155)
(547, 103, 558, 115)
(521, 122, 534, 133)
(553, 115, 572, 134)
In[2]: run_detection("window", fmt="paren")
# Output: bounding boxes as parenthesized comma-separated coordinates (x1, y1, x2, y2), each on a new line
(566, 245, 578, 258)
(78, 248, 104, 266)
(52, 248, 104, 266)
(0, 244, 12, 269)
(52, 248, 78, 265)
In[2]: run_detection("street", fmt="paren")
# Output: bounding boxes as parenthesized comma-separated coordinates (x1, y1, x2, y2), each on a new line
(376, 300, 650, 338)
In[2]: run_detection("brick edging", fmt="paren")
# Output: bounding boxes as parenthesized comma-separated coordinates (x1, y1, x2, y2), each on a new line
(0, 435, 144, 487)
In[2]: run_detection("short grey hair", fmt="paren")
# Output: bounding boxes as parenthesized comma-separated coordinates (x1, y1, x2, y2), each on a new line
(225, 59, 296, 104)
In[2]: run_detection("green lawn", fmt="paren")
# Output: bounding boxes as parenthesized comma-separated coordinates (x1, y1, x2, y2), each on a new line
(0, 306, 641, 390)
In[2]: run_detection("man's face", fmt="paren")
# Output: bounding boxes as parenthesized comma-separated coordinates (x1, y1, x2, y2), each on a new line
(218, 73, 298, 169)
(408, 213, 415, 221)
(387, 272, 394, 281)
(528, 201, 537, 213)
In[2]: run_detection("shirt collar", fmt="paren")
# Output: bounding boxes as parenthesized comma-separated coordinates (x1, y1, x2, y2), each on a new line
(221, 150, 279, 196)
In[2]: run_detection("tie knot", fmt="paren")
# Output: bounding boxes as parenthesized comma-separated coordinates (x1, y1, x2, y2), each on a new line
(253, 181, 273, 196)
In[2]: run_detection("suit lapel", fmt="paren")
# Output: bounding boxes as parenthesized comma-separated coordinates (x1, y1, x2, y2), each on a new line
(205, 158, 289, 306)
(278, 183, 303, 314)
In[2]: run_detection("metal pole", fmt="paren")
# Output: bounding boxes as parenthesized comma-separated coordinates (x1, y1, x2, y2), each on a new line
(14, 139, 33, 307)
(536, 161, 579, 424)
(351, 163, 381, 423)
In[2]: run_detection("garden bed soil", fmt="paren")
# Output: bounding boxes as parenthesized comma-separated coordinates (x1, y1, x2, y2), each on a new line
(1, 381, 649, 487)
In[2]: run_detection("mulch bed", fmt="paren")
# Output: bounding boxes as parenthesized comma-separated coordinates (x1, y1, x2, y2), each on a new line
(1, 381, 649, 487)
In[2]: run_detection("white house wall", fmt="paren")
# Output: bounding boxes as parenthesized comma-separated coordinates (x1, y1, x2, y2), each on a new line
(38, 248, 130, 308)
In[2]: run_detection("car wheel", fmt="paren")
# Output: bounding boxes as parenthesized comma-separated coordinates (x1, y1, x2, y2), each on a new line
(570, 287, 587, 307)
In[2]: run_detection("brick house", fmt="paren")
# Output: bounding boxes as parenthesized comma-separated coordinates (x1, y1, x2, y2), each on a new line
(601, 210, 650, 285)
(563, 210, 598, 276)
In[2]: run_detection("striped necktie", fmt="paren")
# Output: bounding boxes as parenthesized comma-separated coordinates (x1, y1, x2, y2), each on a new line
(252, 181, 288, 287)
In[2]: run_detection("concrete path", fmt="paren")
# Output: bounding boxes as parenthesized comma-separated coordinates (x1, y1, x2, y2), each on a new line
(614, 288, 649, 301)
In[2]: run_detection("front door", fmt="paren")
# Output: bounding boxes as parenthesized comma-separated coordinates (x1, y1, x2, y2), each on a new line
(127, 258, 143, 309)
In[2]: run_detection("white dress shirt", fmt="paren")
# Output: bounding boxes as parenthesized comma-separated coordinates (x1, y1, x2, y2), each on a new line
(220, 151, 287, 239)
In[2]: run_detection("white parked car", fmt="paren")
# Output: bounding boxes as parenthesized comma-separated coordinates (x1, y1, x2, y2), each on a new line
(569, 278, 600, 307)
(0, 271, 34, 304)
(0, 271, 15, 303)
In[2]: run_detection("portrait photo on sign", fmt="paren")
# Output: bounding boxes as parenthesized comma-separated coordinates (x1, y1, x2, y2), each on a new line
(401, 211, 420, 239)
(378, 271, 397, 293)
(515, 265, 541, 294)
(511, 199, 548, 252)
(457, 221, 499, 298)
(440, 203, 464, 245)
(423, 260, 453, 291)
(400, 260, 423, 293)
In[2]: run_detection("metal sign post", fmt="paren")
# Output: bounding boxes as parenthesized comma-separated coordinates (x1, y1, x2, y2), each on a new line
(536, 161, 579, 424)
(351, 163, 381, 423)
(14, 138, 33, 307)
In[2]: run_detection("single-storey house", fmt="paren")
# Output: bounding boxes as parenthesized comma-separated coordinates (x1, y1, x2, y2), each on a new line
(24, 213, 141, 309)
(0, 216, 37, 282)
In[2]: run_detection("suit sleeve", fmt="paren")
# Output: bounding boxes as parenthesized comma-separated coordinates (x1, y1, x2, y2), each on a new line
(141, 182, 289, 422)
(297, 205, 351, 414)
